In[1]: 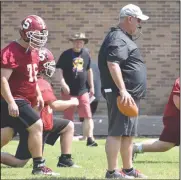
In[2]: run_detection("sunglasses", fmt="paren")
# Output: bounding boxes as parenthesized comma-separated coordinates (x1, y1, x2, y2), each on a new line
(137, 18, 141, 23)
(130, 16, 141, 23)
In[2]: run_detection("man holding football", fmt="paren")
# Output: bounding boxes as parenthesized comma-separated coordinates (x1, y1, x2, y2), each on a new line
(98, 4, 149, 179)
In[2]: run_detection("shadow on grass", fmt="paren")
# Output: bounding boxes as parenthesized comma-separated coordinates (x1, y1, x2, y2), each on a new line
(135, 160, 179, 164)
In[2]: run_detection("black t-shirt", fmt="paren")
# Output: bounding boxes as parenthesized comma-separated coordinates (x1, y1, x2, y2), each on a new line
(98, 27, 147, 99)
(56, 48, 91, 96)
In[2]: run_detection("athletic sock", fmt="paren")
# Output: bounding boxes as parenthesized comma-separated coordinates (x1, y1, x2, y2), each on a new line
(137, 144, 144, 153)
(33, 157, 44, 169)
(108, 170, 115, 174)
(123, 167, 133, 173)
(60, 154, 71, 159)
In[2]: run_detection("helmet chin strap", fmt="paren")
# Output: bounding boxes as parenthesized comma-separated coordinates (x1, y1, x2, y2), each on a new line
(133, 25, 143, 41)
(25, 46, 30, 53)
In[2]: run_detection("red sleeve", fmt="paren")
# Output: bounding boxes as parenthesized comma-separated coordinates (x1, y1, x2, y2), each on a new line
(41, 89, 57, 103)
(40, 105, 53, 131)
(172, 78, 180, 96)
(37, 78, 57, 103)
(1, 45, 19, 69)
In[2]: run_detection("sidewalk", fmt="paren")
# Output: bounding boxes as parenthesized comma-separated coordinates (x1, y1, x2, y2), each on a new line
(54, 113, 163, 137)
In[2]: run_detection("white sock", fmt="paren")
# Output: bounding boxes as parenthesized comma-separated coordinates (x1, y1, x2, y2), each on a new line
(135, 143, 144, 153)
(137, 144, 143, 153)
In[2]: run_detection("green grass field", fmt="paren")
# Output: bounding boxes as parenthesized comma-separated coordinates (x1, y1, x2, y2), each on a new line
(1, 138, 179, 179)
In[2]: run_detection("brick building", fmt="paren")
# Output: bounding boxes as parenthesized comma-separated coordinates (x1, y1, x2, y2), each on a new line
(1, 0, 180, 115)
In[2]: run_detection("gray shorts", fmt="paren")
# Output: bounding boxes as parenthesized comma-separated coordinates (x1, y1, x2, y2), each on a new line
(105, 92, 140, 137)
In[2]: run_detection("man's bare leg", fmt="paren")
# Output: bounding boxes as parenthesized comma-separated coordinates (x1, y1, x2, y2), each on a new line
(57, 121, 79, 168)
(134, 139, 175, 153)
(79, 120, 89, 141)
(83, 118, 97, 146)
(60, 122, 74, 154)
(121, 137, 148, 178)
(1, 121, 44, 160)
(1, 152, 29, 167)
(83, 118, 93, 137)
(27, 119, 43, 158)
(1, 127, 29, 167)
(120, 136, 133, 169)
(105, 136, 121, 171)
(1, 127, 14, 148)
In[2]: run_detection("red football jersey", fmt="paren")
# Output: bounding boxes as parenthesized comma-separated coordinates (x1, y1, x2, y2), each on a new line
(37, 77, 57, 105)
(163, 78, 180, 121)
(37, 77, 57, 131)
(40, 105, 54, 131)
(1, 41, 39, 104)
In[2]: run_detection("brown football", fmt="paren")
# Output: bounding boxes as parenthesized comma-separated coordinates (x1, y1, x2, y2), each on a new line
(117, 96, 139, 117)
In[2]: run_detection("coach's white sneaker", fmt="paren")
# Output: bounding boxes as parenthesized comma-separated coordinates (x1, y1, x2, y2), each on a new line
(122, 169, 148, 179)
(105, 170, 134, 179)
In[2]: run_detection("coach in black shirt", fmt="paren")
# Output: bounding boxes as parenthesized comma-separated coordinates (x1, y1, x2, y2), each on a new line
(56, 33, 98, 147)
(98, 4, 149, 179)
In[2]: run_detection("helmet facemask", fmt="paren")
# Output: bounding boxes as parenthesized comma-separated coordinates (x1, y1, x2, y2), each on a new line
(26, 30, 48, 49)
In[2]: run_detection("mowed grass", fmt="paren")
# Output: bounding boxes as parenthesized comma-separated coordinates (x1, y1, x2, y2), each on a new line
(1, 138, 179, 179)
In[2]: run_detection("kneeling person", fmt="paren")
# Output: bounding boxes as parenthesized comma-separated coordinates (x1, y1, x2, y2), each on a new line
(1, 48, 79, 168)
(133, 78, 180, 160)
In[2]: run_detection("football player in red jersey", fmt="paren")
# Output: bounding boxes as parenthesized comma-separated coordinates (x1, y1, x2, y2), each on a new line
(0, 15, 58, 175)
(132, 78, 180, 160)
(1, 48, 80, 168)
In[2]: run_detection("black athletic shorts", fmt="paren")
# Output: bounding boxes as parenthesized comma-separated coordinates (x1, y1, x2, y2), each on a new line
(1, 99, 40, 130)
(15, 118, 70, 160)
